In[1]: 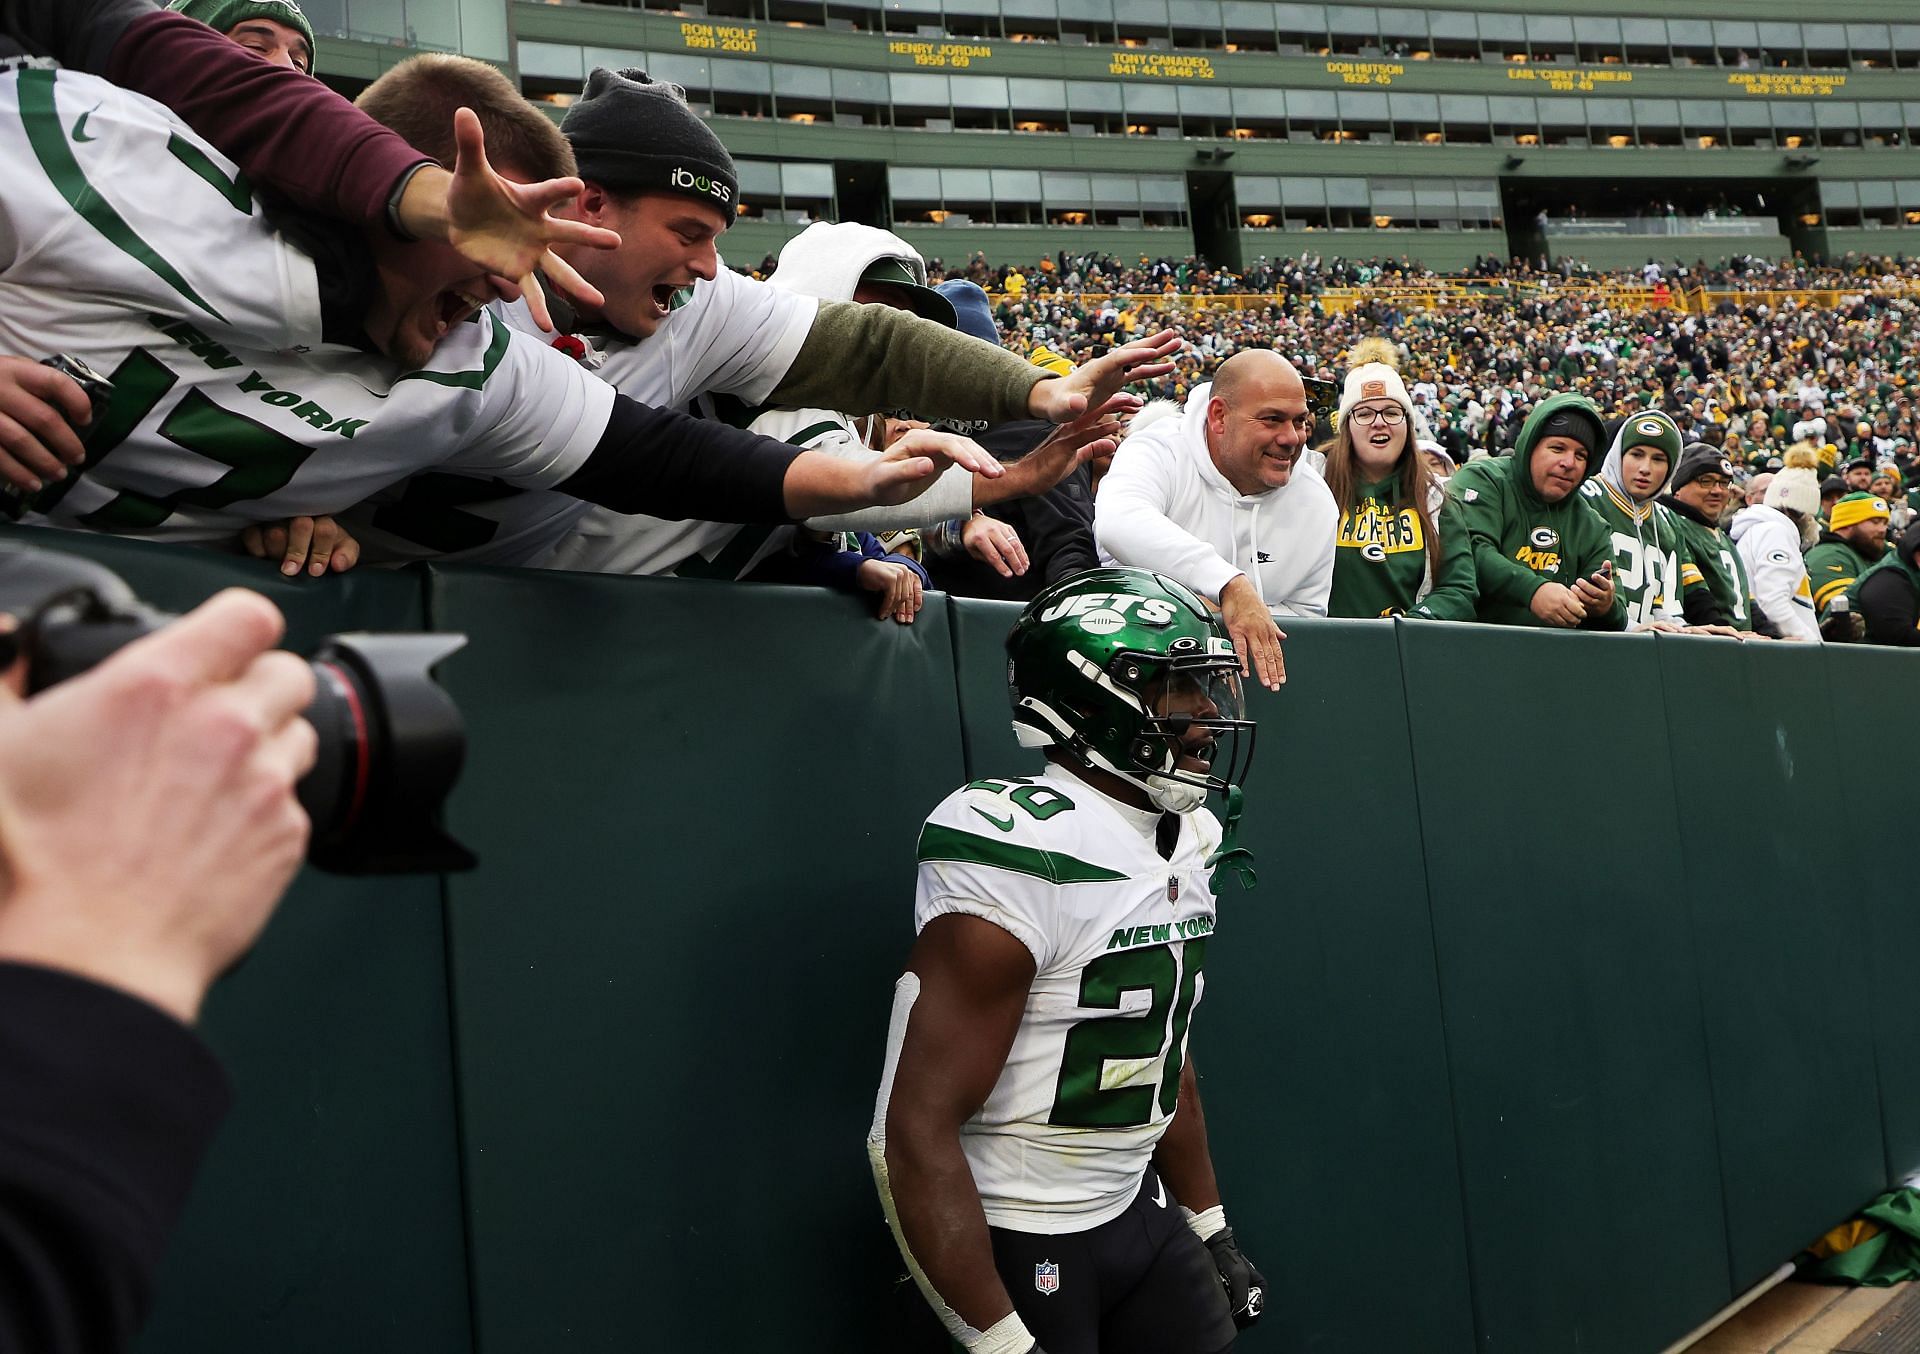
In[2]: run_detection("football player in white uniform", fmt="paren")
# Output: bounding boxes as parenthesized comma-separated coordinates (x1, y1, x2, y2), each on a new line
(870, 568, 1267, 1354)
(0, 65, 972, 547)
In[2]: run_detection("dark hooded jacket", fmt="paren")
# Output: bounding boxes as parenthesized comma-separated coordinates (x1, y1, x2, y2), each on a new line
(1443, 392, 1627, 629)
(1848, 524, 1920, 646)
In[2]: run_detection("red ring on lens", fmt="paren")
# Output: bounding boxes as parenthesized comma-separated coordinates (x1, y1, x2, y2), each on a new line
(319, 661, 371, 831)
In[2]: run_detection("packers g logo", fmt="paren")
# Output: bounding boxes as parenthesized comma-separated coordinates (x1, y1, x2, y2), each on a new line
(670, 166, 733, 203)
(1635, 418, 1666, 438)
(1361, 542, 1387, 563)
(1530, 526, 1559, 550)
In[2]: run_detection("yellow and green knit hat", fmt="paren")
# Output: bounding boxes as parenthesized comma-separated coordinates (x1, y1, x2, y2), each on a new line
(1830, 492, 1891, 532)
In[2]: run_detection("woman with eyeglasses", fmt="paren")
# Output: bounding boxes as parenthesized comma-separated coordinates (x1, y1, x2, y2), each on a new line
(1323, 342, 1478, 620)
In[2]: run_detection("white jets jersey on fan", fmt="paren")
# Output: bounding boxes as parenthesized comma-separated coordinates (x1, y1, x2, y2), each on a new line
(0, 66, 613, 543)
(904, 764, 1221, 1234)
(348, 266, 818, 568)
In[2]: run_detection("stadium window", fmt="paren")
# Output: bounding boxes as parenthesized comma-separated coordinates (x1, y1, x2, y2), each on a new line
(1681, 100, 1726, 148)
(1413, 181, 1457, 229)
(1057, 0, 1117, 46)
(1113, 0, 1170, 46)
(1336, 89, 1391, 143)
(1857, 180, 1898, 226)
(1230, 87, 1288, 139)
(820, 1, 881, 35)
(1376, 6, 1428, 58)
(1221, 0, 1278, 52)
(1325, 4, 1379, 57)
(710, 60, 773, 120)
(1279, 175, 1327, 229)
(1271, 2, 1327, 55)
(1633, 99, 1681, 148)
(1287, 88, 1338, 143)
(1042, 169, 1092, 224)
(517, 41, 583, 84)
(1065, 79, 1124, 135)
(1617, 18, 1665, 65)
(880, 0, 939, 35)
(1755, 23, 1803, 69)
(780, 162, 835, 223)
(1170, 0, 1222, 49)
(1846, 24, 1892, 69)
(1324, 175, 1370, 228)
(950, 74, 1011, 131)
(1772, 99, 1814, 150)
(647, 53, 711, 103)
(1537, 93, 1585, 147)
(1236, 174, 1282, 225)
(1815, 100, 1861, 149)
(992, 169, 1043, 224)
(1178, 83, 1232, 137)
(1389, 90, 1441, 143)
(1439, 92, 1491, 145)
(830, 66, 887, 127)
(1713, 20, 1758, 68)
(1819, 181, 1858, 227)
(1586, 97, 1634, 148)
(1456, 178, 1502, 229)
(770, 62, 830, 123)
(1485, 93, 1536, 145)
(1426, 9, 1478, 61)
(1802, 23, 1849, 70)
(736, 158, 785, 223)
(1009, 78, 1069, 132)
(1476, 12, 1524, 63)
(1898, 181, 1920, 225)
(1524, 14, 1572, 64)
(1368, 177, 1414, 230)
(1137, 174, 1187, 228)
(888, 165, 942, 225)
(1573, 16, 1620, 65)
(1895, 26, 1920, 69)
(1121, 81, 1178, 137)
(1725, 98, 1773, 149)
(1666, 20, 1714, 68)
(890, 71, 951, 130)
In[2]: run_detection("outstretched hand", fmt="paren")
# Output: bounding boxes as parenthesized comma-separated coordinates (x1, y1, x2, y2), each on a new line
(398, 108, 623, 332)
(1025, 329, 1182, 423)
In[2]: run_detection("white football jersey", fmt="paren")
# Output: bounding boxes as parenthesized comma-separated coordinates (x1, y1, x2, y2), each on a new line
(348, 264, 817, 567)
(907, 764, 1222, 1234)
(0, 68, 614, 542)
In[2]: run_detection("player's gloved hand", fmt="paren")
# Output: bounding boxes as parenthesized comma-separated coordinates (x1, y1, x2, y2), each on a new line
(1203, 1227, 1268, 1329)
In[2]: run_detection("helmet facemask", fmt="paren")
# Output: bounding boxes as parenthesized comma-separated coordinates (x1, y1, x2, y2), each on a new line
(1048, 635, 1255, 813)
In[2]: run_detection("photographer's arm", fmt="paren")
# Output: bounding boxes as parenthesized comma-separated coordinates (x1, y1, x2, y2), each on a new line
(0, 587, 313, 1353)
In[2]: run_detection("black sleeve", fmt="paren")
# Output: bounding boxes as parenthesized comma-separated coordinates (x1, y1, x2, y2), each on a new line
(552, 392, 803, 524)
(1021, 468, 1099, 588)
(1682, 583, 1728, 628)
(1857, 572, 1920, 646)
(0, 0, 152, 70)
(0, 962, 229, 1354)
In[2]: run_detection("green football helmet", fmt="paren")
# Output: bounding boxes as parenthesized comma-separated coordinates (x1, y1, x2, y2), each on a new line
(1006, 567, 1255, 813)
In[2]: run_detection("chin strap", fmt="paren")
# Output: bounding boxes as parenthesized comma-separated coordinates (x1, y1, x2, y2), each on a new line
(1204, 786, 1257, 895)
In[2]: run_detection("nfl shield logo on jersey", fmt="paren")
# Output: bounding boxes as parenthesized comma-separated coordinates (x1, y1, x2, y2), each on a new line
(1034, 1260, 1061, 1296)
(1167, 875, 1180, 902)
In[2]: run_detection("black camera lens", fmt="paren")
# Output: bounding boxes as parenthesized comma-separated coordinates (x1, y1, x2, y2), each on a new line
(0, 543, 474, 876)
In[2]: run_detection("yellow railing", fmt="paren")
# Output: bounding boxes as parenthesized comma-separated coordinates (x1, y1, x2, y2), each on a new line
(985, 283, 1917, 318)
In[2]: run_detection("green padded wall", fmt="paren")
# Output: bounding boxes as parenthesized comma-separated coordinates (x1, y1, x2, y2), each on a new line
(1824, 645, 1920, 1186)
(427, 570, 971, 1352)
(948, 597, 1041, 782)
(1655, 635, 1888, 1287)
(1398, 625, 1732, 1354)
(1200, 619, 1476, 1354)
(0, 526, 474, 1354)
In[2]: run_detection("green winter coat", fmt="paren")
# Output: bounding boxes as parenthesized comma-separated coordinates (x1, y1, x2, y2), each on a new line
(1444, 394, 1628, 630)
(1662, 497, 1754, 632)
(1803, 532, 1882, 619)
(1327, 473, 1478, 620)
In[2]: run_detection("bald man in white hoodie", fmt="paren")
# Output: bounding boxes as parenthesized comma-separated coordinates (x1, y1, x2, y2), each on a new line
(1096, 351, 1337, 690)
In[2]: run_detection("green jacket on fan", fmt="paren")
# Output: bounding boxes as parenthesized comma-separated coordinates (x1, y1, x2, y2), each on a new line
(1444, 393, 1628, 630)
(1661, 496, 1755, 631)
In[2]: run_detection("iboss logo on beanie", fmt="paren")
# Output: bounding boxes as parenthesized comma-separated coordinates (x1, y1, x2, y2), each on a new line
(670, 166, 733, 203)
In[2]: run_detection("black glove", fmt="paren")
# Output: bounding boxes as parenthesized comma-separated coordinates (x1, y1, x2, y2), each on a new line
(1203, 1227, 1267, 1329)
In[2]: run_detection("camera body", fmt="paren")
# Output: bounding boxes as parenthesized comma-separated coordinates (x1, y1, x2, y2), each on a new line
(0, 542, 475, 875)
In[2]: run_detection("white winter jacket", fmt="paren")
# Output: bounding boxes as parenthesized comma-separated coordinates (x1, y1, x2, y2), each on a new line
(1729, 504, 1821, 642)
(1095, 382, 1338, 615)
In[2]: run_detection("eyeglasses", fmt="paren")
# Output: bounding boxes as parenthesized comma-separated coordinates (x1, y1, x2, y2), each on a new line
(1693, 476, 1732, 489)
(1348, 406, 1406, 426)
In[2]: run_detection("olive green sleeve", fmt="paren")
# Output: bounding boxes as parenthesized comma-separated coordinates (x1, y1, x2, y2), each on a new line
(768, 300, 1049, 426)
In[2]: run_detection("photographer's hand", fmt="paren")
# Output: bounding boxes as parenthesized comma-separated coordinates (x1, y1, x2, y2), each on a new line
(0, 591, 315, 1025)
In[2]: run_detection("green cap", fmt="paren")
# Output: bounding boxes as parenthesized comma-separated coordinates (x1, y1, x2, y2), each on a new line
(167, 0, 315, 67)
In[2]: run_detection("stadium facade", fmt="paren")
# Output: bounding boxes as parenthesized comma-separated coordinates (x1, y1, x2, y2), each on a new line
(308, 0, 1920, 272)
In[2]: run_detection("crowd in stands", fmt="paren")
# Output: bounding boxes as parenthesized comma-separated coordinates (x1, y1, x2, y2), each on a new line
(6, 4, 1920, 658)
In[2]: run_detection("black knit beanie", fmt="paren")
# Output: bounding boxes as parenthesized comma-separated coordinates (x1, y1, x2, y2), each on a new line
(1670, 442, 1735, 491)
(562, 68, 738, 211)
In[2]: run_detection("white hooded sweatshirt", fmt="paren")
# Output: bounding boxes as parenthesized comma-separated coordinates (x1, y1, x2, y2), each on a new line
(1729, 504, 1820, 642)
(1095, 381, 1338, 616)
